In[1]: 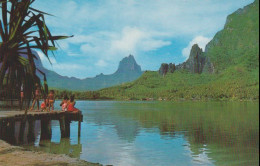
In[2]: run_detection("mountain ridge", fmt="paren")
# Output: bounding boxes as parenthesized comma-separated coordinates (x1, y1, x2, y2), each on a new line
(34, 53, 143, 91)
(99, 0, 259, 101)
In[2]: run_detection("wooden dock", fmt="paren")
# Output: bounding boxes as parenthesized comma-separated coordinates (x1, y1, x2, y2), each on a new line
(0, 111, 83, 145)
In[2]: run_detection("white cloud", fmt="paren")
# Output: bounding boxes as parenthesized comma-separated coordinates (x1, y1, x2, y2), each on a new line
(140, 39, 171, 52)
(77, 27, 171, 61)
(80, 43, 100, 56)
(30, 0, 254, 77)
(110, 27, 146, 55)
(182, 36, 212, 59)
(110, 27, 171, 57)
(95, 60, 108, 67)
(37, 51, 86, 78)
(67, 52, 81, 57)
(33, 0, 253, 54)
(53, 63, 84, 70)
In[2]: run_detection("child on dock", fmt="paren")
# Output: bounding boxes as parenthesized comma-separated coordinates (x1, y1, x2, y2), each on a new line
(48, 90, 55, 111)
(41, 98, 48, 112)
(60, 95, 69, 112)
(67, 95, 79, 113)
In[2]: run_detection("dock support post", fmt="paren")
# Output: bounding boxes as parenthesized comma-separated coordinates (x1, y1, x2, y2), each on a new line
(0, 111, 84, 144)
(7, 120, 15, 144)
(65, 119, 71, 137)
(78, 112, 83, 138)
(78, 120, 81, 137)
(19, 119, 26, 144)
(0, 121, 6, 141)
(59, 115, 70, 138)
(0, 121, 7, 141)
(28, 119, 35, 143)
(40, 118, 52, 140)
(59, 115, 66, 138)
(0, 120, 15, 144)
(0, 121, 2, 140)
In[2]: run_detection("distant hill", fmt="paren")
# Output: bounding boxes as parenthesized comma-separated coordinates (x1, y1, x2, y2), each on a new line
(34, 54, 143, 91)
(99, 0, 259, 101)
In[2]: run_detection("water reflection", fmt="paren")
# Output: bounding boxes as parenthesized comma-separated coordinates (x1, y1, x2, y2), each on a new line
(24, 121, 82, 159)
(32, 138, 82, 158)
(82, 101, 259, 165)
(113, 118, 140, 143)
(21, 101, 258, 166)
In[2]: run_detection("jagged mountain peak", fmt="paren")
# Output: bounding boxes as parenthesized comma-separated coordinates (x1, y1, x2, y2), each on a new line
(191, 44, 200, 49)
(189, 44, 203, 59)
(33, 53, 143, 90)
(120, 54, 137, 64)
(116, 55, 142, 74)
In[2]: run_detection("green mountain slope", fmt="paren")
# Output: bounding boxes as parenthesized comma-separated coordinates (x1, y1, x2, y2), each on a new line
(206, 0, 259, 72)
(99, 0, 259, 101)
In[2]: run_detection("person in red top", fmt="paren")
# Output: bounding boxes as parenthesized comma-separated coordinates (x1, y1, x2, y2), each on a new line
(41, 98, 48, 112)
(67, 95, 79, 113)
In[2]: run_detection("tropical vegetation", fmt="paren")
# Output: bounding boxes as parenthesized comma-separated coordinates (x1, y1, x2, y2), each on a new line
(97, 0, 259, 101)
(0, 0, 70, 106)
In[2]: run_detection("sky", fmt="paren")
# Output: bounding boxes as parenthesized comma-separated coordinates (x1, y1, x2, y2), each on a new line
(31, 0, 254, 79)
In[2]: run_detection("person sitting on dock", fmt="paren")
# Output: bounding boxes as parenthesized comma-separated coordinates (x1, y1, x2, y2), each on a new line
(30, 84, 41, 111)
(41, 98, 48, 112)
(48, 90, 55, 111)
(67, 95, 80, 113)
(60, 95, 69, 112)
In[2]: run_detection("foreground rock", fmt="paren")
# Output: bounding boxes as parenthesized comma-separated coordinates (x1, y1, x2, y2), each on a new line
(0, 140, 101, 166)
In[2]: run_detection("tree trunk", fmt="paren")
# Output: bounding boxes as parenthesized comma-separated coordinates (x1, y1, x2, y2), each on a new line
(0, 55, 8, 90)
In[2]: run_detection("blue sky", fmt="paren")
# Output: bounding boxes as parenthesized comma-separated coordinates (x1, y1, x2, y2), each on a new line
(31, 0, 254, 79)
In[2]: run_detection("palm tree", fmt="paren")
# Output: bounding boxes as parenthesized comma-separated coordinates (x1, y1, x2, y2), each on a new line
(0, 0, 71, 107)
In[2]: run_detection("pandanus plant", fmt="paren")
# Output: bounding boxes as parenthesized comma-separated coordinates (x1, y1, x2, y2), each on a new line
(0, 0, 71, 106)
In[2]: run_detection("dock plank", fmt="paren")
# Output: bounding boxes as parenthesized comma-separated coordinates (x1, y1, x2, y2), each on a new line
(0, 110, 83, 144)
(0, 111, 82, 121)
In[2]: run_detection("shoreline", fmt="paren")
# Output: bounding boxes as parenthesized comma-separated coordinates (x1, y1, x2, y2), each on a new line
(73, 98, 259, 102)
(0, 110, 101, 166)
(0, 98, 259, 108)
(0, 140, 101, 166)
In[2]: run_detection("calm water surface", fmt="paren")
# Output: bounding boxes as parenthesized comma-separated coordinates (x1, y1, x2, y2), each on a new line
(24, 101, 259, 166)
